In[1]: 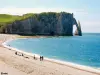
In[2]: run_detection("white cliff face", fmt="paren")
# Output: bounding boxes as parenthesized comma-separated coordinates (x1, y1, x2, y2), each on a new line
(5, 12, 82, 36)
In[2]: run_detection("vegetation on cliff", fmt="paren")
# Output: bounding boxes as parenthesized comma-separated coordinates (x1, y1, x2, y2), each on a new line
(0, 13, 34, 32)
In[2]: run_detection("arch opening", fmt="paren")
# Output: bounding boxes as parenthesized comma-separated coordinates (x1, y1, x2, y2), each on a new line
(73, 24, 77, 35)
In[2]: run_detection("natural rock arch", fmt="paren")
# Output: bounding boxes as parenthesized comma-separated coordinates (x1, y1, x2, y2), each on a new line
(72, 18, 82, 36)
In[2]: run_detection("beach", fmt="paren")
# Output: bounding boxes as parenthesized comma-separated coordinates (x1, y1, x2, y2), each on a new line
(0, 34, 100, 75)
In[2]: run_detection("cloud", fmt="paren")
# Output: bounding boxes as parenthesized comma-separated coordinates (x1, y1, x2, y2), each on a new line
(0, 7, 88, 15)
(80, 20, 100, 33)
(82, 21, 100, 26)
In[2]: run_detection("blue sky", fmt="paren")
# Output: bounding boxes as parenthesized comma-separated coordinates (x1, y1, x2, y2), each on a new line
(0, 0, 100, 33)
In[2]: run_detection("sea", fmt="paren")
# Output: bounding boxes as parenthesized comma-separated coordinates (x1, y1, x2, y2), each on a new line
(7, 33, 100, 68)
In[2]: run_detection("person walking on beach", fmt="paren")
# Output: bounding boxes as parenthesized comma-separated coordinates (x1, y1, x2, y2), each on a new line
(40, 56, 42, 61)
(22, 53, 24, 56)
(41, 56, 44, 61)
(15, 52, 17, 55)
(33, 55, 36, 59)
(40, 56, 44, 61)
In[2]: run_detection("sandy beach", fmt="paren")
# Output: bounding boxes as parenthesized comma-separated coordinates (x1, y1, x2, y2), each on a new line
(0, 34, 100, 75)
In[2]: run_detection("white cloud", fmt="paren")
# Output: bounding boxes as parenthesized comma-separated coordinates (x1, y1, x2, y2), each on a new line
(0, 7, 88, 16)
(80, 20, 100, 33)
(82, 21, 100, 26)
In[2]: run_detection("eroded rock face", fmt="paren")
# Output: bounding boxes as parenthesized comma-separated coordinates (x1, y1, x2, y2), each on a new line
(5, 12, 82, 36)
(73, 19, 82, 36)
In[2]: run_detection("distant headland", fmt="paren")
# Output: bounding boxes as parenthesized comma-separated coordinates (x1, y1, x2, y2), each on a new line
(0, 12, 82, 36)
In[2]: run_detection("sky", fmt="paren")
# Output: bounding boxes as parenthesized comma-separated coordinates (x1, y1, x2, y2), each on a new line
(0, 0, 100, 33)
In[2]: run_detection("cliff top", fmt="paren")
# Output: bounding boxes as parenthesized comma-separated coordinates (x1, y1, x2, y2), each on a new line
(0, 12, 72, 25)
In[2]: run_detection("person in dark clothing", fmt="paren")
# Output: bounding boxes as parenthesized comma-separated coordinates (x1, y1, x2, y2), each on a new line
(33, 55, 35, 59)
(40, 56, 44, 61)
(22, 53, 24, 56)
(41, 56, 44, 61)
(40, 56, 42, 61)
(15, 52, 17, 55)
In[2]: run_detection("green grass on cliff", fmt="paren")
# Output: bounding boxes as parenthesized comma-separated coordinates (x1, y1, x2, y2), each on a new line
(0, 14, 21, 23)
(0, 13, 34, 24)
(0, 13, 34, 33)
(0, 12, 70, 24)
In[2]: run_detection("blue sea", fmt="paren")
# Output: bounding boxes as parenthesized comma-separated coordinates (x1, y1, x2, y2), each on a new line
(7, 33, 100, 68)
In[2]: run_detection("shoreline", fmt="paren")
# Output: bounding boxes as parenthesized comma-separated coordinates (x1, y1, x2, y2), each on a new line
(2, 37, 100, 75)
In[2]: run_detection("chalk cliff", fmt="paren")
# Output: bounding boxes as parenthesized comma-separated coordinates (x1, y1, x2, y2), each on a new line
(74, 21, 82, 36)
(3, 12, 82, 36)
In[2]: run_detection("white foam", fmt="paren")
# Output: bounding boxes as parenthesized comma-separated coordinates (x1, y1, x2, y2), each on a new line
(2, 38, 100, 74)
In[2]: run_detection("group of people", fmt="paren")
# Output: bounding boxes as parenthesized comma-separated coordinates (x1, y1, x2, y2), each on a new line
(40, 56, 44, 61)
(15, 51, 44, 61)
(33, 55, 44, 61)
(15, 51, 23, 56)
(1, 72, 8, 75)
(15, 52, 29, 58)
